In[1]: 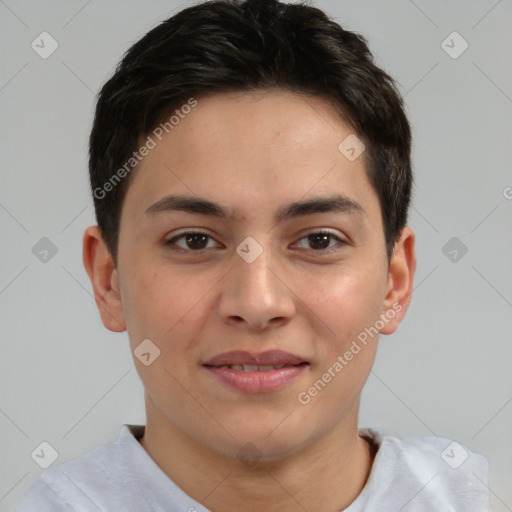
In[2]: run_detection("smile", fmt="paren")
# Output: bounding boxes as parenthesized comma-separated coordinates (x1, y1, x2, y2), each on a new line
(202, 349, 310, 393)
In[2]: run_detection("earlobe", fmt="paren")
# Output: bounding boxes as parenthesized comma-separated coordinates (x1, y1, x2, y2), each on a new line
(82, 226, 126, 333)
(379, 226, 416, 335)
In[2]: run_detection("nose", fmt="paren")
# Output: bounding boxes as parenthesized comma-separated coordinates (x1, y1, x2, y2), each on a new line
(217, 242, 296, 332)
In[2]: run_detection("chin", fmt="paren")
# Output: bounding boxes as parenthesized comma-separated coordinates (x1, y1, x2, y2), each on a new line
(217, 416, 314, 462)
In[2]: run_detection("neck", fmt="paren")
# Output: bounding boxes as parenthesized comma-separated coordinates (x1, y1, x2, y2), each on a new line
(138, 398, 376, 511)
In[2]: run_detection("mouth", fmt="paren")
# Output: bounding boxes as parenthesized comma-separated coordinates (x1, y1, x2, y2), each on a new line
(208, 363, 307, 372)
(203, 350, 309, 393)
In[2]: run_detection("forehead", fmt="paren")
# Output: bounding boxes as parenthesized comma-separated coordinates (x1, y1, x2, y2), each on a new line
(155, 90, 353, 167)
(122, 90, 380, 227)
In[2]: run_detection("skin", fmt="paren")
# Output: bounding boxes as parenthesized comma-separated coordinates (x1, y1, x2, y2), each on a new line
(83, 90, 416, 511)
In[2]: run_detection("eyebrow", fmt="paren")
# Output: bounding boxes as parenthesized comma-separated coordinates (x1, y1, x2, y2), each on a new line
(145, 193, 365, 223)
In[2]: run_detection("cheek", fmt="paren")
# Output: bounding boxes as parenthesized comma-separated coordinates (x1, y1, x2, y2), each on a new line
(300, 274, 382, 409)
(121, 262, 216, 352)
(301, 265, 386, 349)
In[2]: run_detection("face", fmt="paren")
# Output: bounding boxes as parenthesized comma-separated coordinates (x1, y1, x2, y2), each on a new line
(85, 90, 415, 461)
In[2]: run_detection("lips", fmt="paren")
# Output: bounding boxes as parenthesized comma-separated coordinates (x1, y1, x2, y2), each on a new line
(203, 350, 307, 367)
(203, 350, 309, 393)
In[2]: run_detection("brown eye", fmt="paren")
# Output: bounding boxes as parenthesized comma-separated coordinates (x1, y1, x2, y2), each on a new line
(165, 232, 218, 251)
(294, 231, 346, 251)
(308, 233, 331, 250)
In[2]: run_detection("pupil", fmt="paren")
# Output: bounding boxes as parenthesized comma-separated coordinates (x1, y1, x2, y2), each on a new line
(187, 233, 208, 249)
(309, 233, 330, 250)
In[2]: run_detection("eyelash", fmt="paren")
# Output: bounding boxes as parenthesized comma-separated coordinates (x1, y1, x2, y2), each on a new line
(164, 229, 347, 254)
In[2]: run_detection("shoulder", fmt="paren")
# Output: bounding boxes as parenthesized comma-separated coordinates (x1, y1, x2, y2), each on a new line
(14, 425, 149, 512)
(14, 478, 72, 512)
(358, 428, 490, 511)
(383, 431, 489, 473)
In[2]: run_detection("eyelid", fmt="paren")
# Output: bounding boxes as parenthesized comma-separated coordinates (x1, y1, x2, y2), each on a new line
(298, 227, 345, 240)
(165, 227, 215, 240)
(164, 228, 223, 246)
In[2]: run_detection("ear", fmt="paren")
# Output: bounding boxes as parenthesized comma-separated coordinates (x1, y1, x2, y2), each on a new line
(379, 226, 416, 335)
(82, 226, 126, 332)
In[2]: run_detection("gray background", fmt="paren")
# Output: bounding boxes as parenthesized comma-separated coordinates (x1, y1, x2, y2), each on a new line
(1, 0, 511, 510)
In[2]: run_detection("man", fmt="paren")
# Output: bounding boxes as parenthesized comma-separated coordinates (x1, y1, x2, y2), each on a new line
(15, 0, 489, 510)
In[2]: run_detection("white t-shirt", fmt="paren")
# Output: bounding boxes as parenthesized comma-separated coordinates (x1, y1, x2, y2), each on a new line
(14, 424, 490, 511)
